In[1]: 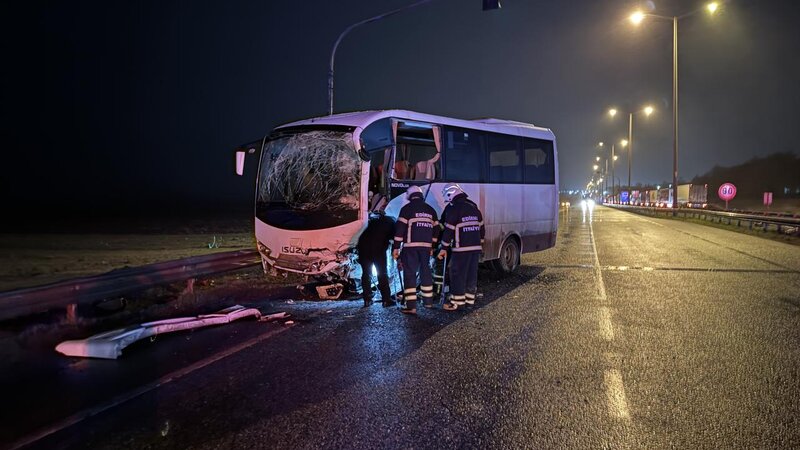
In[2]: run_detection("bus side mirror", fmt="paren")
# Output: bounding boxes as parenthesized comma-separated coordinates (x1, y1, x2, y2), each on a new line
(235, 150, 246, 176)
(482, 0, 501, 10)
(235, 147, 258, 176)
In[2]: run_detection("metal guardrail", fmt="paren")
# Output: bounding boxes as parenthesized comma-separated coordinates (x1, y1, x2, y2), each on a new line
(0, 250, 261, 321)
(608, 205, 800, 236)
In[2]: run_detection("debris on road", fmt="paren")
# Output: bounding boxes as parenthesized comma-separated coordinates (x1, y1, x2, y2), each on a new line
(259, 312, 290, 322)
(316, 283, 343, 300)
(55, 305, 262, 359)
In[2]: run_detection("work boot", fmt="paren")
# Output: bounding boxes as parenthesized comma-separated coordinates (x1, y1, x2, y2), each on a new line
(382, 296, 396, 307)
(442, 302, 458, 311)
(400, 302, 417, 315)
(363, 297, 373, 307)
(400, 300, 417, 315)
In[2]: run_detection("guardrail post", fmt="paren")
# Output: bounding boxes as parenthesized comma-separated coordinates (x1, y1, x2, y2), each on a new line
(66, 303, 78, 324)
(183, 278, 196, 296)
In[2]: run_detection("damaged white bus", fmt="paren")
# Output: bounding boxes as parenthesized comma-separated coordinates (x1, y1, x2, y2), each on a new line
(235, 110, 558, 291)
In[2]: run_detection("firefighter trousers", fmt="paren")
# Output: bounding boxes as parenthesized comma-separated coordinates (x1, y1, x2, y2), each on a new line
(449, 251, 479, 305)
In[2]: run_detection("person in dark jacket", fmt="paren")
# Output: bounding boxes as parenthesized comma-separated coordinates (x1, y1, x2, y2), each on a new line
(392, 185, 439, 314)
(357, 212, 396, 307)
(437, 184, 484, 311)
(434, 184, 479, 298)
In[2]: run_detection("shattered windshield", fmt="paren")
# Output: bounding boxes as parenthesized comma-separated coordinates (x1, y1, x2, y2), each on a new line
(256, 129, 361, 230)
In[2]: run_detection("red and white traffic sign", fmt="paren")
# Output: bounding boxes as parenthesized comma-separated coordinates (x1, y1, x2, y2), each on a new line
(763, 192, 773, 206)
(718, 183, 737, 201)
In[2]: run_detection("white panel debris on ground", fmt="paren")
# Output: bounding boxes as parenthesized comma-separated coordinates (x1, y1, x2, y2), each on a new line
(55, 305, 279, 360)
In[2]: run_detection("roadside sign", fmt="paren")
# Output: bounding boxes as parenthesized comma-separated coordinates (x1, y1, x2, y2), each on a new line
(718, 183, 736, 210)
(620, 191, 629, 204)
(763, 192, 773, 206)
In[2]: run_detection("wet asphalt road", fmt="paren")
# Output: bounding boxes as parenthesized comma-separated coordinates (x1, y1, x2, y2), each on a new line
(8, 205, 800, 449)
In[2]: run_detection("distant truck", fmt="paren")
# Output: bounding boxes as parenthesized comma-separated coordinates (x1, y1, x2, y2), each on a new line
(645, 189, 658, 206)
(677, 183, 708, 208)
(631, 190, 641, 205)
(657, 188, 673, 207)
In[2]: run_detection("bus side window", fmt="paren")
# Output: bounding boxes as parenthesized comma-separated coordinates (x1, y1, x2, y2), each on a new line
(444, 127, 485, 183)
(523, 138, 555, 184)
(487, 134, 522, 183)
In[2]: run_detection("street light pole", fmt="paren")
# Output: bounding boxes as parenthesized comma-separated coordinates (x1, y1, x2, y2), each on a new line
(629, 4, 719, 209)
(328, 0, 500, 115)
(608, 106, 651, 203)
(328, 0, 436, 115)
(628, 112, 633, 202)
(611, 143, 616, 202)
(672, 15, 679, 210)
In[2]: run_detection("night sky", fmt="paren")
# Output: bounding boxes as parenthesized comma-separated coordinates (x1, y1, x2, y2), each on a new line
(3, 0, 799, 219)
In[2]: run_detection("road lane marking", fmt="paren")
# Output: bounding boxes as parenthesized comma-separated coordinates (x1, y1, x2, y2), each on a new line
(604, 266, 798, 274)
(588, 220, 607, 302)
(544, 264, 797, 274)
(589, 214, 634, 427)
(598, 307, 615, 341)
(604, 369, 631, 420)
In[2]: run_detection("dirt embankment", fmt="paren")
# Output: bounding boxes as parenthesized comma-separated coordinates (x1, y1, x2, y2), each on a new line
(0, 217, 256, 291)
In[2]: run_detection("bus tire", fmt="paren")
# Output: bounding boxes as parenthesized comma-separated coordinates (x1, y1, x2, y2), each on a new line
(492, 236, 520, 274)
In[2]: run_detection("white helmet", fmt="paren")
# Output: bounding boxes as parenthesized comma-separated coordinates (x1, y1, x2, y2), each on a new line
(442, 183, 465, 203)
(406, 185, 423, 200)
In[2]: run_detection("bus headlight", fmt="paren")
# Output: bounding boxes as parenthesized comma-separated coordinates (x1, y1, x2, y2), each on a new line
(257, 242, 272, 257)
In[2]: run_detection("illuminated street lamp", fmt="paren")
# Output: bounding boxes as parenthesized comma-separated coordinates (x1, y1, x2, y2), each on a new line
(596, 140, 624, 202)
(608, 105, 654, 202)
(628, 3, 719, 208)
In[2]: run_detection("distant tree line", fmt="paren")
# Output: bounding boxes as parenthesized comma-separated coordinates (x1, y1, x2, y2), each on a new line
(692, 152, 800, 201)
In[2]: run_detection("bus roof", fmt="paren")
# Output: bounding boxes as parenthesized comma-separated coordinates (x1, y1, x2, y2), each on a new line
(276, 109, 555, 141)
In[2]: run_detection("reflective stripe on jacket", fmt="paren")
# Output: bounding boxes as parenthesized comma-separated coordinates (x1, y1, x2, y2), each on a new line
(393, 195, 440, 250)
(439, 194, 485, 253)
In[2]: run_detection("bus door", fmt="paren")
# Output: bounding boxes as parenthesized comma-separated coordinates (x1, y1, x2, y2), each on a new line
(388, 120, 442, 202)
(360, 118, 394, 211)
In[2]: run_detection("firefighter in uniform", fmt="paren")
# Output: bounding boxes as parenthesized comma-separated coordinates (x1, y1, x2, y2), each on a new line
(437, 184, 484, 311)
(392, 186, 439, 314)
(356, 212, 396, 307)
(435, 183, 480, 298)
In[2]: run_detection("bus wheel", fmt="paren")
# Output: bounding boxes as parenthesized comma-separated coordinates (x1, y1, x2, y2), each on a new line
(493, 237, 520, 274)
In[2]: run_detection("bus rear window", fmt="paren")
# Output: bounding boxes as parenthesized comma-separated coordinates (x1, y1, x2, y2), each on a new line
(523, 138, 555, 184)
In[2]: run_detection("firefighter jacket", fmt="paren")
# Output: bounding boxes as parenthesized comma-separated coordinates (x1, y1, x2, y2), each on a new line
(393, 194, 439, 250)
(439, 193, 485, 253)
